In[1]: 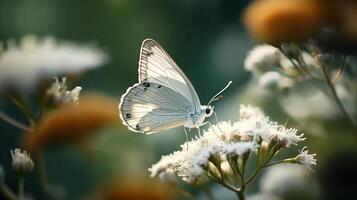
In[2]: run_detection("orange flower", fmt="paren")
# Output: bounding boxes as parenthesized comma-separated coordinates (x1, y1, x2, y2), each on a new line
(23, 94, 119, 151)
(243, 0, 332, 44)
(95, 178, 173, 200)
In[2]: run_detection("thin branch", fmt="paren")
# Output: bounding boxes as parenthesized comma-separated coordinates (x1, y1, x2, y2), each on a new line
(263, 160, 288, 168)
(207, 172, 239, 192)
(332, 55, 347, 84)
(297, 55, 324, 81)
(0, 184, 18, 200)
(0, 111, 31, 132)
(320, 63, 356, 127)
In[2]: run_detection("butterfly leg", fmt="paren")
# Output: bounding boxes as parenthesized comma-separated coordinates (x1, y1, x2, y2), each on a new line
(197, 127, 203, 137)
(184, 127, 189, 150)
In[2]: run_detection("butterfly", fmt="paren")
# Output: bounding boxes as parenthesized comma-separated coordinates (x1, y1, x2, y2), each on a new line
(119, 39, 231, 135)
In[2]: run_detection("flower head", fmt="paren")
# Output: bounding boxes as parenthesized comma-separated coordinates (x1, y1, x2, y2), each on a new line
(175, 140, 221, 183)
(149, 153, 179, 182)
(221, 141, 258, 156)
(244, 45, 282, 74)
(150, 104, 310, 185)
(239, 104, 265, 120)
(243, 0, 331, 44)
(295, 147, 317, 170)
(0, 35, 107, 92)
(258, 71, 283, 90)
(10, 148, 34, 176)
(266, 125, 305, 148)
(46, 77, 82, 104)
(23, 94, 119, 151)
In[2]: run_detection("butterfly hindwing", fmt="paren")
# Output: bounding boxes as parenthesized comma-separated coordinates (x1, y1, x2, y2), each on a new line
(119, 82, 190, 134)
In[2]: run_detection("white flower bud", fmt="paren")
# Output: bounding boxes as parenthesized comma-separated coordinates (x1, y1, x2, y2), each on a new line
(10, 149, 34, 176)
(295, 147, 317, 171)
(259, 72, 294, 91)
(47, 77, 82, 104)
(244, 45, 282, 74)
(258, 71, 282, 90)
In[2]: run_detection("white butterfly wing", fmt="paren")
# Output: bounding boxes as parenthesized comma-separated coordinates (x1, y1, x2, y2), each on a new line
(138, 39, 201, 112)
(119, 82, 190, 134)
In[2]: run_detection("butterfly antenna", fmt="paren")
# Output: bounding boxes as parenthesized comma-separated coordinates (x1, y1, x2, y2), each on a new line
(208, 81, 232, 106)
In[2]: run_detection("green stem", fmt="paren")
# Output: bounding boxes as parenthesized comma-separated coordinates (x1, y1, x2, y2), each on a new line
(237, 191, 245, 200)
(320, 63, 356, 127)
(207, 172, 238, 193)
(7, 95, 36, 126)
(0, 184, 18, 200)
(18, 177, 24, 199)
(0, 111, 31, 132)
(38, 154, 50, 194)
(245, 148, 277, 185)
(297, 54, 323, 81)
(332, 55, 346, 84)
(263, 160, 289, 168)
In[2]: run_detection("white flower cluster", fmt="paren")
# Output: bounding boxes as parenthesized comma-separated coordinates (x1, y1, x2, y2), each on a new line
(244, 44, 317, 90)
(295, 147, 317, 171)
(46, 77, 82, 104)
(0, 35, 107, 92)
(10, 148, 34, 176)
(149, 105, 313, 183)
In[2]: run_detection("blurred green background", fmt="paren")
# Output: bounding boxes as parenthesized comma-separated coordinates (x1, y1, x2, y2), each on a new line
(0, 0, 356, 200)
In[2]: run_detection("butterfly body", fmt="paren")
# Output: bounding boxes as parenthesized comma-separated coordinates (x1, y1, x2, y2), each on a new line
(185, 105, 213, 129)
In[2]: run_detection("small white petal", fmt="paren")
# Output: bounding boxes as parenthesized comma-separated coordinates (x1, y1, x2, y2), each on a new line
(221, 141, 258, 156)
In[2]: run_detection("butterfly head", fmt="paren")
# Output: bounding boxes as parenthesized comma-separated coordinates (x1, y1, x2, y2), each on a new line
(202, 105, 214, 117)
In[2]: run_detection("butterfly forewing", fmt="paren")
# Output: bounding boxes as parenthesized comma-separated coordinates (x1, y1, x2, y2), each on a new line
(138, 39, 201, 112)
(119, 82, 190, 134)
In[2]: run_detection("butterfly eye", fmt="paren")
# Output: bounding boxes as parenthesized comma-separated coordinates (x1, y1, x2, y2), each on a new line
(205, 108, 211, 115)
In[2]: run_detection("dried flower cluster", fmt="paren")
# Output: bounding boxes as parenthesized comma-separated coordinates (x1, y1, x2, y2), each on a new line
(46, 77, 82, 105)
(149, 105, 316, 197)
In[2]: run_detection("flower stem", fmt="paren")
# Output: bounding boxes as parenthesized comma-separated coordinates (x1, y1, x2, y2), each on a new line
(0, 184, 18, 200)
(18, 177, 24, 199)
(0, 111, 32, 132)
(38, 153, 50, 195)
(332, 55, 346, 84)
(236, 191, 245, 200)
(263, 160, 289, 168)
(320, 63, 356, 127)
(7, 95, 36, 126)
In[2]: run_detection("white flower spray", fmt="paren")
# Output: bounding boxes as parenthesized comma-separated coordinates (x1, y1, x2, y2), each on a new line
(149, 105, 317, 200)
